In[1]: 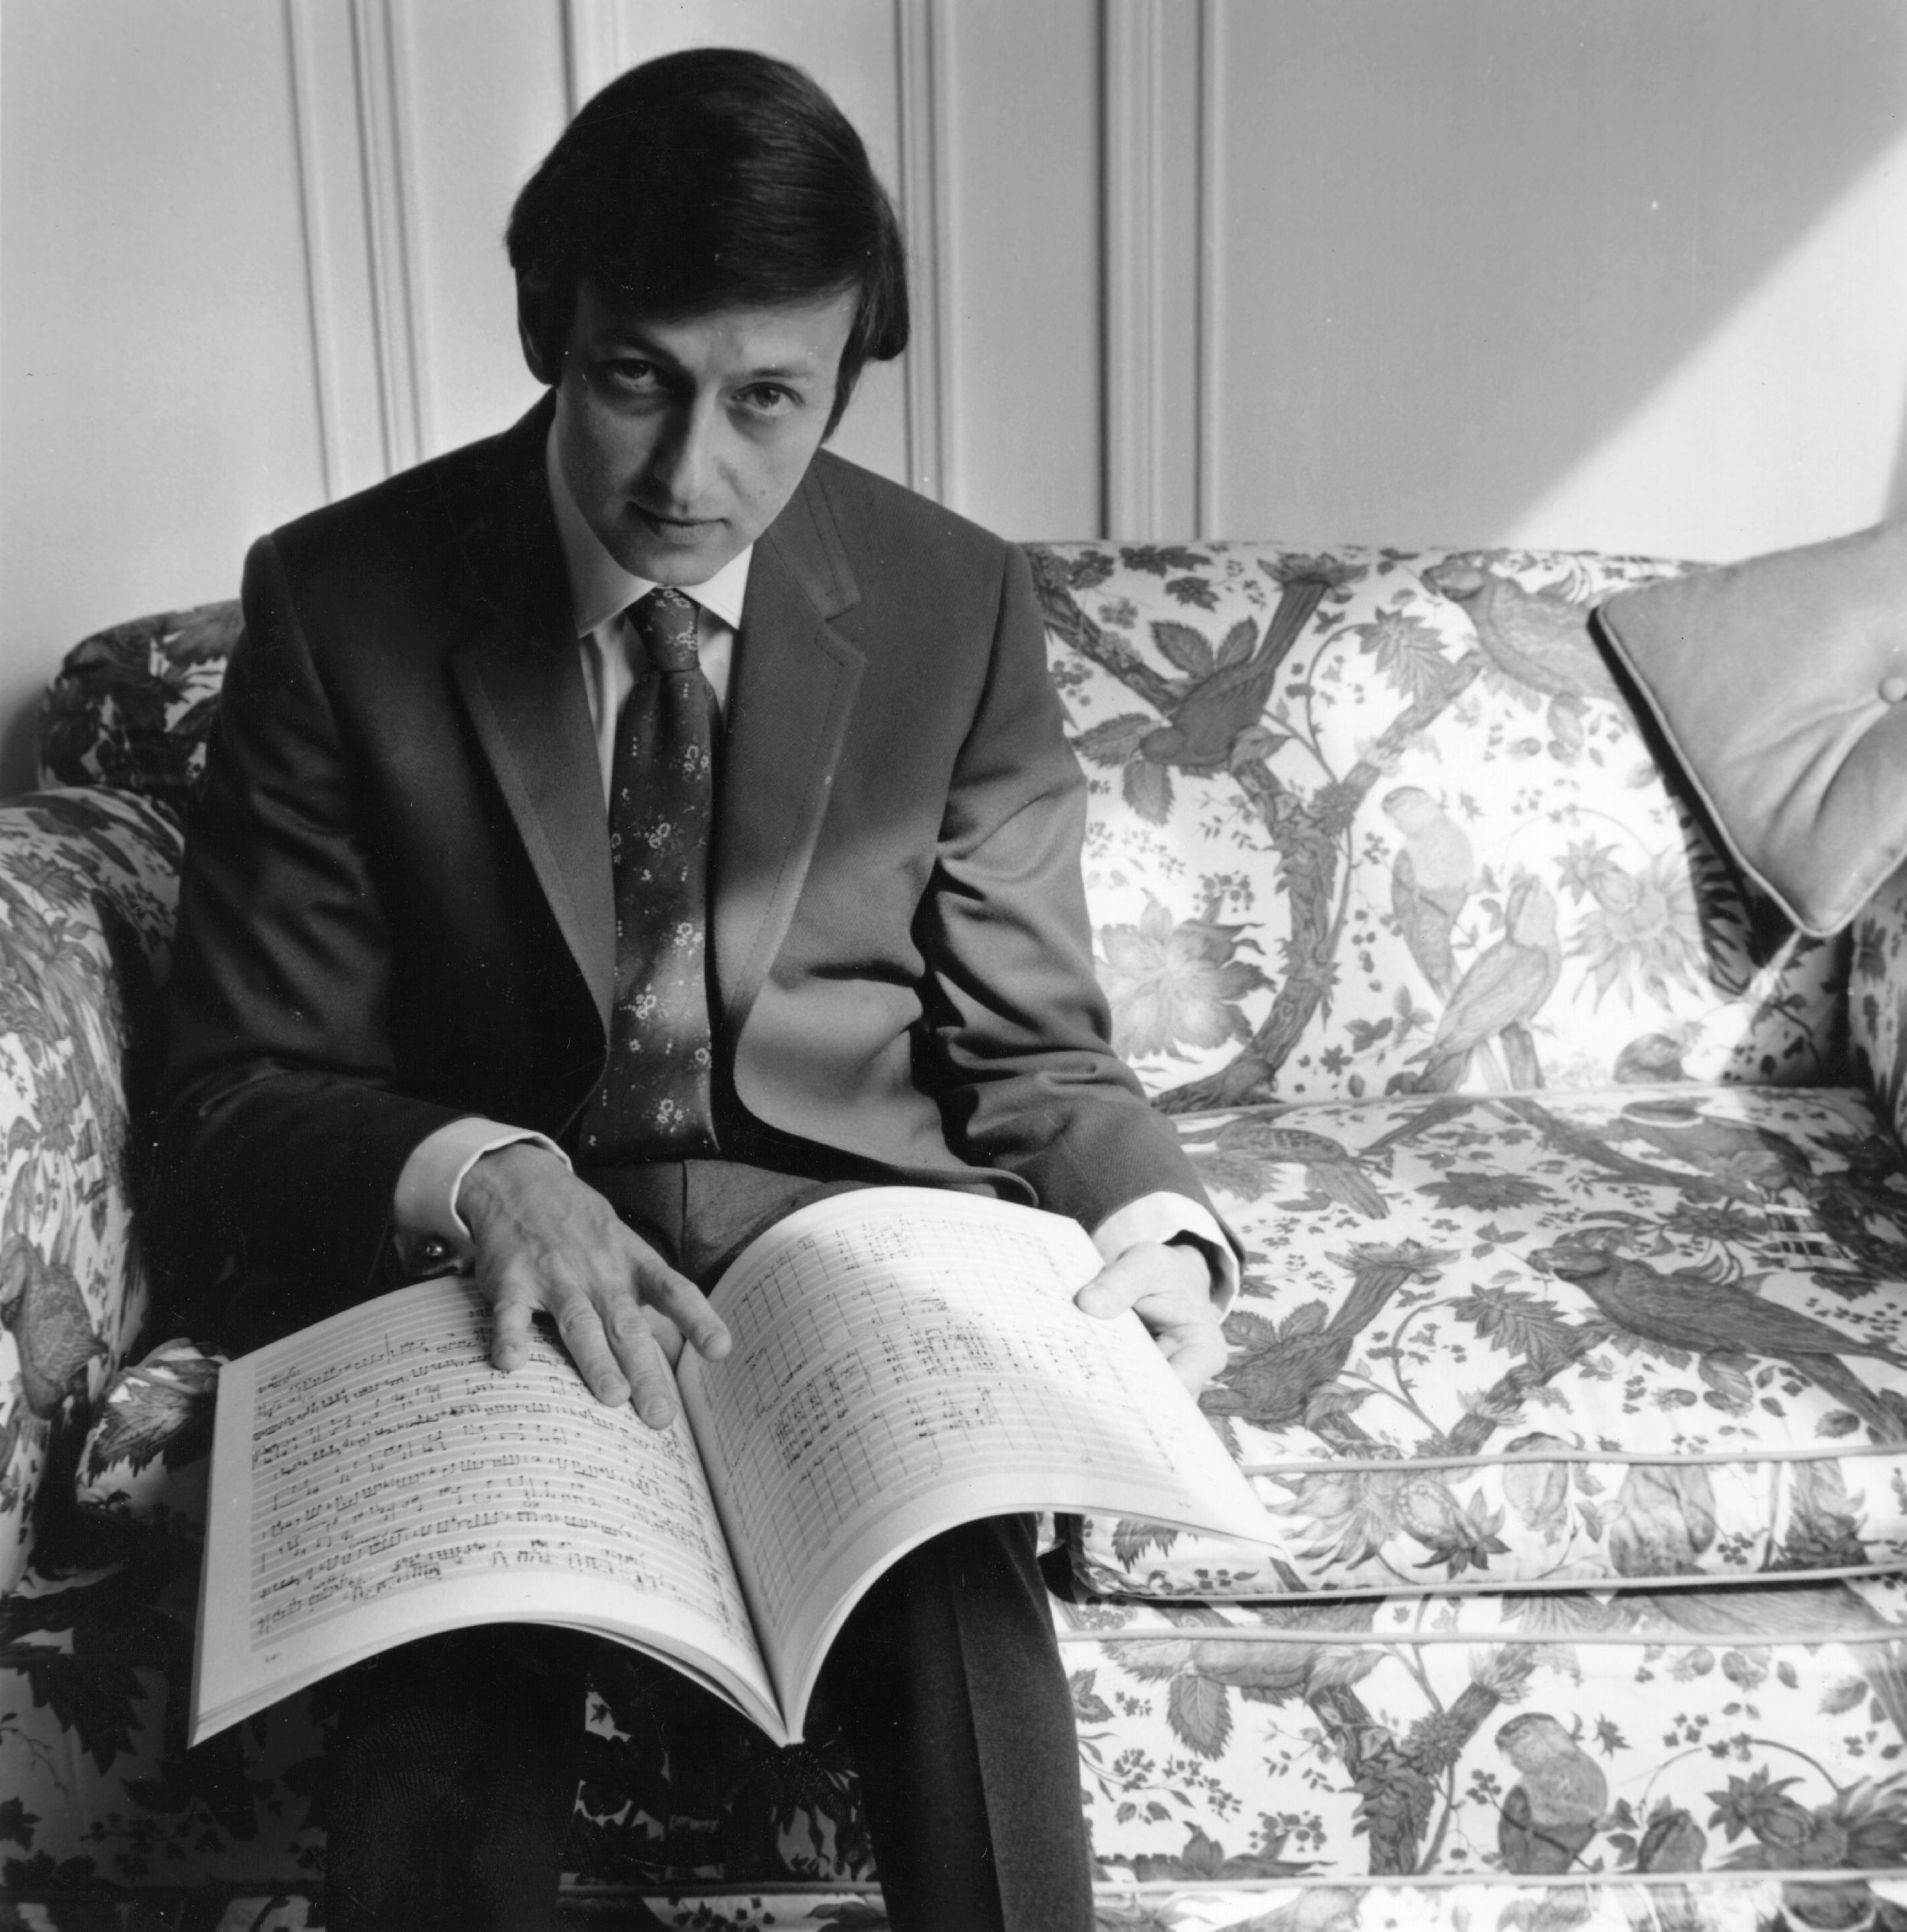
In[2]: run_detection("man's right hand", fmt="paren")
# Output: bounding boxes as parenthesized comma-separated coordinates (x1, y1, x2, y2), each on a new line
(455, 1143, 731, 1429)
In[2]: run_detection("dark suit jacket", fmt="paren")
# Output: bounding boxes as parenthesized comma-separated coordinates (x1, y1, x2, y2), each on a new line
(158, 399, 1214, 1337)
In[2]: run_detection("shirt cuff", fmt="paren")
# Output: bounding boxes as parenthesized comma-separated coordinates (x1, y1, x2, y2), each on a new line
(1090, 1191, 1240, 1313)
(392, 1118, 571, 1275)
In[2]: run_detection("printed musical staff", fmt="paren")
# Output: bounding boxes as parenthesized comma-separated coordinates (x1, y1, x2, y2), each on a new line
(689, 1195, 1223, 1645)
(243, 1287, 753, 1654)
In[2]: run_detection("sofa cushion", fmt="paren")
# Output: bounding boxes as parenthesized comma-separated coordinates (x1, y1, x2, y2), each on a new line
(1598, 520, 1907, 938)
(0, 790, 186, 1590)
(1060, 1576, 1907, 1888)
(36, 598, 239, 810)
(13, 1552, 1907, 1913)
(1031, 541, 1847, 1112)
(1075, 1085, 1907, 1600)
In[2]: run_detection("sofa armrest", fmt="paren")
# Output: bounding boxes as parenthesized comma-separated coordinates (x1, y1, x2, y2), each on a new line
(1850, 860, 1907, 1150)
(0, 787, 182, 1588)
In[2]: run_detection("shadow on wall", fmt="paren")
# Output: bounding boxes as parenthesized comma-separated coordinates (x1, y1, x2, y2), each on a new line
(1221, 0, 1907, 549)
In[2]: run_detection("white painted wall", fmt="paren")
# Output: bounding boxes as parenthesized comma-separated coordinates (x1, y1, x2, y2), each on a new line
(4, 0, 1905, 789)
(1206, 0, 1907, 557)
(2, 0, 330, 783)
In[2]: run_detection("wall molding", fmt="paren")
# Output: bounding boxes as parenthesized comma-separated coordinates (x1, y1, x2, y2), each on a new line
(281, 0, 434, 494)
(896, 0, 952, 504)
(1102, 0, 1167, 538)
(561, 0, 624, 113)
(1195, 0, 1225, 538)
(350, 0, 433, 473)
(284, 0, 345, 501)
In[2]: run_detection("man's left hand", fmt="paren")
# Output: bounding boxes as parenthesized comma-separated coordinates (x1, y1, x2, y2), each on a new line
(1075, 1242, 1228, 1397)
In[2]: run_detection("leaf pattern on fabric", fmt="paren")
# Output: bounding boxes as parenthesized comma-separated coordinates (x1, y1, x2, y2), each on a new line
(2, 792, 180, 1589)
(8, 550, 1907, 1919)
(36, 601, 239, 810)
(1030, 540, 1845, 1110)
(1079, 1085, 1907, 1599)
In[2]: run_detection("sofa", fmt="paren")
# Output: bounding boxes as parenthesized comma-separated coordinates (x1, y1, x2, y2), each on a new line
(7, 527, 1907, 1931)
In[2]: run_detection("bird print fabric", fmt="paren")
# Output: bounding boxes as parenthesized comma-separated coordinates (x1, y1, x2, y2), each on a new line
(1087, 1079, 1907, 1603)
(1032, 538, 1843, 1110)
(12, 542, 1907, 1919)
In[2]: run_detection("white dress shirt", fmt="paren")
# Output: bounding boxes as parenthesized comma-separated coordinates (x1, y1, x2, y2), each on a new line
(393, 429, 1236, 1305)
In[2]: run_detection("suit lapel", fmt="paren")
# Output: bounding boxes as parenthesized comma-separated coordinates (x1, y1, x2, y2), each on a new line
(714, 464, 864, 1038)
(445, 404, 616, 1025)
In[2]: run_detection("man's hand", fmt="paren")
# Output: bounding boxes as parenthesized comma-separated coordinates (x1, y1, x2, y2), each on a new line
(1074, 1240, 1228, 1398)
(457, 1144, 730, 1428)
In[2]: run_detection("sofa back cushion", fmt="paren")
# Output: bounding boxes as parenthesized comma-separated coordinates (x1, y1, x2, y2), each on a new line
(37, 541, 1848, 1110)
(1029, 540, 1846, 1106)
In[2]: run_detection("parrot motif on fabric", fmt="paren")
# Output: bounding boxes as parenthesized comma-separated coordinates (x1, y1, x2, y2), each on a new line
(1412, 877, 1561, 1092)
(1532, 1242, 1907, 1441)
(1423, 559, 1620, 704)
(1424, 558, 1623, 766)
(1187, 1114, 1389, 1219)
(1613, 1097, 1811, 1200)
(1382, 786, 1475, 1002)
(1494, 1711, 1608, 1874)
(1205, 1242, 1449, 1433)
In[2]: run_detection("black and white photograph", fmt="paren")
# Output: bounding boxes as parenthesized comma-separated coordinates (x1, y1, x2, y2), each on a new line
(4, 5, 1907, 1928)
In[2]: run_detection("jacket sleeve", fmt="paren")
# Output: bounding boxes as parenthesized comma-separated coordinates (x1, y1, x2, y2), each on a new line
(156, 534, 466, 1343)
(914, 544, 1231, 1244)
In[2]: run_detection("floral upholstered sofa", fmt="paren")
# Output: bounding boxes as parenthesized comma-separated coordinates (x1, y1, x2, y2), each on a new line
(8, 528, 1907, 1931)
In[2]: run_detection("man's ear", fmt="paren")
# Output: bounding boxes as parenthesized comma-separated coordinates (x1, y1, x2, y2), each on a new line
(516, 288, 561, 386)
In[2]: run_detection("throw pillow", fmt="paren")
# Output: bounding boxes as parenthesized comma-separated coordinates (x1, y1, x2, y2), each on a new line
(1596, 519, 1907, 936)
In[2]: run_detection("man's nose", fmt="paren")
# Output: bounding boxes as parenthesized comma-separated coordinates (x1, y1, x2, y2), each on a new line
(649, 399, 720, 508)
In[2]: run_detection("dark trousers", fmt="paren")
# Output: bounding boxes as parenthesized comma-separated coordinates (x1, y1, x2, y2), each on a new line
(324, 1158, 1093, 1932)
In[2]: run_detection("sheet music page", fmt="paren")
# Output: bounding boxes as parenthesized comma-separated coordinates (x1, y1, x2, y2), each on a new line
(677, 1188, 1272, 1733)
(193, 1278, 783, 1744)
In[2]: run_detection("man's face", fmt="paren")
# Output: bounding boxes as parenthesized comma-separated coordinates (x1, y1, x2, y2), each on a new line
(551, 281, 857, 586)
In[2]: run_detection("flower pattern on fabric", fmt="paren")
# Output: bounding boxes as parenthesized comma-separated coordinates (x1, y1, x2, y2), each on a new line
(1031, 542, 1846, 1112)
(1075, 1085, 1907, 1600)
(0, 790, 180, 1589)
(1097, 901, 1271, 1060)
(6, 547, 1906, 1921)
(36, 600, 239, 810)
(1853, 866, 1907, 1155)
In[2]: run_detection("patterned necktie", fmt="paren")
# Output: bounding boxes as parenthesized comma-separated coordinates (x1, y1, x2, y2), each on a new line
(577, 586, 720, 1162)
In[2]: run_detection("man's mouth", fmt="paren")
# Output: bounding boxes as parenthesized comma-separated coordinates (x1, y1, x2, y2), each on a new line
(632, 504, 718, 538)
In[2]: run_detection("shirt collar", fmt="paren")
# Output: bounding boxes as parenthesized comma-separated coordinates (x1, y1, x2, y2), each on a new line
(544, 420, 752, 636)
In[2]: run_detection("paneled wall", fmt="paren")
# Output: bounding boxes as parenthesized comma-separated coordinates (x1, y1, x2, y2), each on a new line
(5, 0, 1905, 790)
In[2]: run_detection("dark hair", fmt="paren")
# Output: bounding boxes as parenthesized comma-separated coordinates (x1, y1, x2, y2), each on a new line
(507, 48, 909, 434)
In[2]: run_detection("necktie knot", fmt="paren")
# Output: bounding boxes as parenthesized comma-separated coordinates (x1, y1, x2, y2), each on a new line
(632, 586, 700, 675)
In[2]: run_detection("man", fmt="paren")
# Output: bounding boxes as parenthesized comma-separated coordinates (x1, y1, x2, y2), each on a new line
(160, 47, 1235, 1932)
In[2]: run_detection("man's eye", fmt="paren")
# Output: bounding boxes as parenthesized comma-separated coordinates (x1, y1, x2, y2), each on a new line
(736, 385, 797, 417)
(602, 360, 663, 392)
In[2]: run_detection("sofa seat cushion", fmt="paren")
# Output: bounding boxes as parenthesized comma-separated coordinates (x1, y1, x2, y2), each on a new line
(1031, 541, 1848, 1112)
(1077, 1086, 1907, 1600)
(1060, 1575, 1907, 1888)
(14, 1530, 1907, 1904)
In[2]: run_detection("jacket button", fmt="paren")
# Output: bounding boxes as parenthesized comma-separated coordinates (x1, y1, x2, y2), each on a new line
(1881, 675, 1907, 704)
